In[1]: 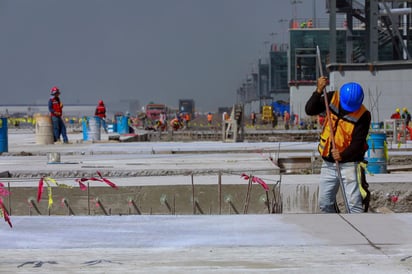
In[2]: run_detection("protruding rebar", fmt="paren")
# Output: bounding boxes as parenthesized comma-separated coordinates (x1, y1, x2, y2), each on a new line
(62, 198, 75, 215)
(195, 201, 204, 214)
(160, 194, 172, 214)
(7, 182, 11, 216)
(271, 176, 283, 214)
(27, 197, 42, 215)
(87, 182, 90, 215)
(259, 193, 271, 214)
(243, 174, 253, 214)
(224, 195, 239, 214)
(95, 197, 109, 216)
(127, 197, 141, 215)
(191, 173, 195, 214)
(218, 172, 222, 215)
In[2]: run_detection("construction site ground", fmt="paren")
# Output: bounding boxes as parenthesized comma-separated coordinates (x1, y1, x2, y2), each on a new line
(1, 128, 412, 273)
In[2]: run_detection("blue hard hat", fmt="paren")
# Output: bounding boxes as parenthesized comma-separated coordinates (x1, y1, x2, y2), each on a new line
(339, 82, 364, 112)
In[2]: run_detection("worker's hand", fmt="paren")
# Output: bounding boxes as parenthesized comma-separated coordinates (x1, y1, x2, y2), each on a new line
(54, 111, 61, 116)
(331, 148, 342, 162)
(316, 76, 328, 94)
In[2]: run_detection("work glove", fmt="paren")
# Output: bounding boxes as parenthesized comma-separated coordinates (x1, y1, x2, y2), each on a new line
(316, 76, 328, 94)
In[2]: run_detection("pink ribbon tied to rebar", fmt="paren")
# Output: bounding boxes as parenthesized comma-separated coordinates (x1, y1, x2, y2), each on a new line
(0, 182, 12, 228)
(240, 173, 269, 191)
(75, 171, 118, 191)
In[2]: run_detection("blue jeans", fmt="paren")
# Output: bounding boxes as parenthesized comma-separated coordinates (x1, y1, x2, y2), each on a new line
(51, 116, 68, 143)
(319, 161, 363, 213)
(99, 117, 107, 132)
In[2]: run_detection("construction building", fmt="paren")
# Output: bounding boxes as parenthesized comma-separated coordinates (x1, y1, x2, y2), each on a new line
(238, 0, 412, 124)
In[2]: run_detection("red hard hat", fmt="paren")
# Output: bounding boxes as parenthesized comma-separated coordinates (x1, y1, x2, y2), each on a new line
(50, 86, 60, 95)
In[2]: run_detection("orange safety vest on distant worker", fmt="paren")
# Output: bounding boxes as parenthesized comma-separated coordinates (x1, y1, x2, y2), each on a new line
(95, 104, 106, 119)
(49, 97, 63, 117)
(184, 113, 190, 121)
(318, 92, 367, 157)
(284, 111, 290, 122)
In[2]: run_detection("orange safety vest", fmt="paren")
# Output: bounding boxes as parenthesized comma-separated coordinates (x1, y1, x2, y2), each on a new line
(185, 113, 190, 121)
(50, 97, 63, 117)
(284, 112, 290, 121)
(95, 105, 106, 118)
(318, 92, 366, 157)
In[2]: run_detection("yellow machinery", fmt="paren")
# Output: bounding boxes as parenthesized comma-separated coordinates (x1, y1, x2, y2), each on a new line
(261, 105, 274, 124)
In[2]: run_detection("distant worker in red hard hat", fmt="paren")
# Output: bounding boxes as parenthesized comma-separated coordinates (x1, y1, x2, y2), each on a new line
(95, 100, 108, 133)
(48, 86, 69, 144)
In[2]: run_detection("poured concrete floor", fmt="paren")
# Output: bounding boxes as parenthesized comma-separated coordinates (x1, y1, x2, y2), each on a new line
(1, 130, 412, 273)
(1, 214, 412, 273)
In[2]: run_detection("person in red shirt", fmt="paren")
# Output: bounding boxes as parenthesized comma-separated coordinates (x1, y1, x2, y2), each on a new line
(250, 112, 256, 126)
(390, 108, 401, 119)
(48, 86, 69, 143)
(95, 100, 107, 133)
(283, 111, 290, 129)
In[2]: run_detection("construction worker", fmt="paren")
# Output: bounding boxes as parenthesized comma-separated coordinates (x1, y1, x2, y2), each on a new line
(184, 112, 190, 128)
(207, 112, 213, 125)
(305, 77, 371, 213)
(390, 108, 401, 119)
(95, 100, 107, 133)
(283, 110, 290, 129)
(170, 116, 182, 131)
(402, 107, 411, 126)
(48, 86, 69, 144)
(222, 112, 229, 121)
(250, 112, 256, 126)
(307, 19, 313, 28)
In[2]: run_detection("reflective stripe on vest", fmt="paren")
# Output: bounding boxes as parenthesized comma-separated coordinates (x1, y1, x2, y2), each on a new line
(318, 92, 366, 157)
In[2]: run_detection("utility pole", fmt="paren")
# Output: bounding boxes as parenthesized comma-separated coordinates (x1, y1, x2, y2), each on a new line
(278, 19, 288, 50)
(291, 0, 303, 22)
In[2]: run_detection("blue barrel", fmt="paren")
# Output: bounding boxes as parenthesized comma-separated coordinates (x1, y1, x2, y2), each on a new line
(370, 122, 383, 129)
(82, 116, 101, 141)
(107, 123, 114, 133)
(0, 118, 8, 153)
(116, 116, 129, 134)
(366, 133, 387, 174)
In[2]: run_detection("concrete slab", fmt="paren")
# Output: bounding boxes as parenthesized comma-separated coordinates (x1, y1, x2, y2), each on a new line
(0, 214, 412, 273)
(1, 130, 412, 272)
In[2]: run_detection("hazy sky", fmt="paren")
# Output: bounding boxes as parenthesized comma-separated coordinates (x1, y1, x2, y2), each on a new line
(0, 0, 327, 112)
